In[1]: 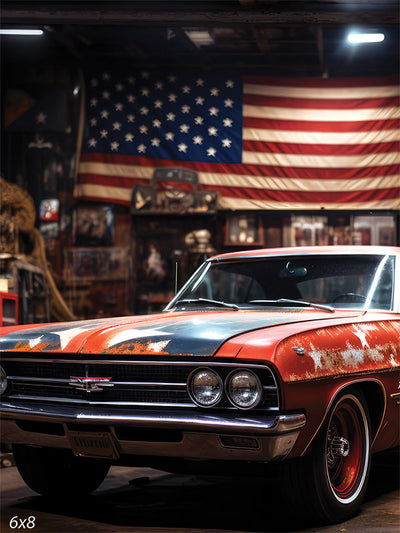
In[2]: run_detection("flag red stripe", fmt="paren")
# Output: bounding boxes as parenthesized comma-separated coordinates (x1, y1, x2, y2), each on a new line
(79, 152, 399, 180)
(242, 140, 400, 156)
(243, 95, 400, 110)
(244, 76, 399, 88)
(76, 193, 131, 207)
(78, 173, 147, 189)
(203, 185, 400, 203)
(243, 117, 400, 132)
(78, 173, 199, 193)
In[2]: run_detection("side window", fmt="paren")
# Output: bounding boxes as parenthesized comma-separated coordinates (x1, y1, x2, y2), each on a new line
(370, 256, 394, 309)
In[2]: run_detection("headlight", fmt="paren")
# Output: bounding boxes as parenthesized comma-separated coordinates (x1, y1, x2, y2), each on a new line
(0, 366, 8, 395)
(188, 368, 223, 407)
(227, 370, 262, 409)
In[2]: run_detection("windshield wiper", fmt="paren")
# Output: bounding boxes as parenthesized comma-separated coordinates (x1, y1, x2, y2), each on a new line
(173, 298, 239, 311)
(249, 298, 335, 313)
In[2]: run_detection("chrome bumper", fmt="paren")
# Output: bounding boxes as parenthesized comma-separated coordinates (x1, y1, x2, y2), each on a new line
(1, 399, 306, 462)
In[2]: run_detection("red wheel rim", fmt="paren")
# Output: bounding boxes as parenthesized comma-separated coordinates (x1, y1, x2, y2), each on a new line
(326, 400, 364, 500)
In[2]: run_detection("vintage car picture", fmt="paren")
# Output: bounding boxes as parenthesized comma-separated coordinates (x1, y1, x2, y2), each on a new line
(0, 246, 399, 524)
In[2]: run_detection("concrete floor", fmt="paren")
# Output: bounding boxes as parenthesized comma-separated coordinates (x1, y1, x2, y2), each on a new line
(0, 448, 399, 533)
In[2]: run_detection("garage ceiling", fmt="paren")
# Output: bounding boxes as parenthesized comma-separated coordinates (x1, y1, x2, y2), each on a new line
(2, 1, 399, 76)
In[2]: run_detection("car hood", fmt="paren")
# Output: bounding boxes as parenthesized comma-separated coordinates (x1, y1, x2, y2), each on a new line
(0, 309, 363, 357)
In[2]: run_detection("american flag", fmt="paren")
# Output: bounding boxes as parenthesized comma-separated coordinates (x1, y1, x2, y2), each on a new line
(76, 70, 400, 210)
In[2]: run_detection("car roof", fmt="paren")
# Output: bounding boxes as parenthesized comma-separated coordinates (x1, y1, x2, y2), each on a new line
(211, 245, 400, 261)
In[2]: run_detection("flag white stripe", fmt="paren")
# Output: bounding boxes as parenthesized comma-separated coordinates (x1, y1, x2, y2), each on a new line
(242, 151, 400, 168)
(243, 104, 400, 122)
(78, 161, 399, 191)
(243, 127, 400, 145)
(74, 184, 400, 211)
(79, 161, 153, 179)
(219, 196, 400, 210)
(74, 184, 131, 203)
(198, 173, 400, 192)
(243, 83, 400, 99)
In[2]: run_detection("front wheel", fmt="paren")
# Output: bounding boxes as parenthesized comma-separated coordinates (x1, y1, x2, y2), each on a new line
(12, 445, 110, 497)
(279, 391, 371, 524)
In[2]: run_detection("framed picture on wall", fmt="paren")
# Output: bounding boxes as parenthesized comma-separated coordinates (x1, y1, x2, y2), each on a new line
(352, 215, 396, 246)
(224, 214, 264, 246)
(64, 247, 129, 282)
(73, 205, 114, 246)
(39, 199, 59, 222)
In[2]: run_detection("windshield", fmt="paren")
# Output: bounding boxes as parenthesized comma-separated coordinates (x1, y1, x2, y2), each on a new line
(166, 254, 395, 311)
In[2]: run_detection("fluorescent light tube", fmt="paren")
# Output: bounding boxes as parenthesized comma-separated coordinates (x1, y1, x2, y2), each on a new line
(347, 32, 385, 44)
(0, 29, 44, 36)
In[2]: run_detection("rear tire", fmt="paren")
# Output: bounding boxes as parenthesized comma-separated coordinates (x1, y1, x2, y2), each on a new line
(13, 445, 110, 497)
(279, 390, 371, 524)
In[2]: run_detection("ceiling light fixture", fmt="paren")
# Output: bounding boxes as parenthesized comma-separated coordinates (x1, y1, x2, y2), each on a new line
(347, 32, 385, 44)
(0, 29, 44, 36)
(185, 30, 215, 48)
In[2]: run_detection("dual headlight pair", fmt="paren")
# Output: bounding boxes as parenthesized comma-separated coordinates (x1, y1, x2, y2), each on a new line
(188, 368, 262, 410)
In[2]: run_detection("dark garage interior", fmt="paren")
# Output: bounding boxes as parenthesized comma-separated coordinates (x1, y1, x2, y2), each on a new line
(1, 1, 399, 322)
(0, 4, 399, 533)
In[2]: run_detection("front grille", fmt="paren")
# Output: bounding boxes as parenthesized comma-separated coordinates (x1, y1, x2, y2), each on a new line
(3, 361, 189, 382)
(9, 382, 190, 404)
(1, 358, 279, 411)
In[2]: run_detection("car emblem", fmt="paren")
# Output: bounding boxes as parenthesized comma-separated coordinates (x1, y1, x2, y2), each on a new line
(69, 376, 114, 393)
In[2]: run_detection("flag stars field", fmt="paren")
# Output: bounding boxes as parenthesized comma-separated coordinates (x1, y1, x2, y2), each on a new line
(84, 71, 242, 164)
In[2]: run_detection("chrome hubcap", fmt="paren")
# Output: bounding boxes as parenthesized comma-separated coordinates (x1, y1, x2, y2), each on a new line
(330, 436, 350, 457)
(327, 427, 351, 467)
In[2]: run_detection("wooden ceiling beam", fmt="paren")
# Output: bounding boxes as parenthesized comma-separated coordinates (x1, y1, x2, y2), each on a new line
(2, 3, 399, 26)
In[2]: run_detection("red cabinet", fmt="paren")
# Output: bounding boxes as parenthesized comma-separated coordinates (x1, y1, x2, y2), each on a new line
(0, 292, 18, 327)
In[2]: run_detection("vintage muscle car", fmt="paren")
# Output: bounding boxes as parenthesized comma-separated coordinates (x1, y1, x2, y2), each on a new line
(0, 246, 399, 523)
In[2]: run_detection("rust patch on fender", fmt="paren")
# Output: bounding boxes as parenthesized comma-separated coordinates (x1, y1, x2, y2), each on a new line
(277, 320, 400, 382)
